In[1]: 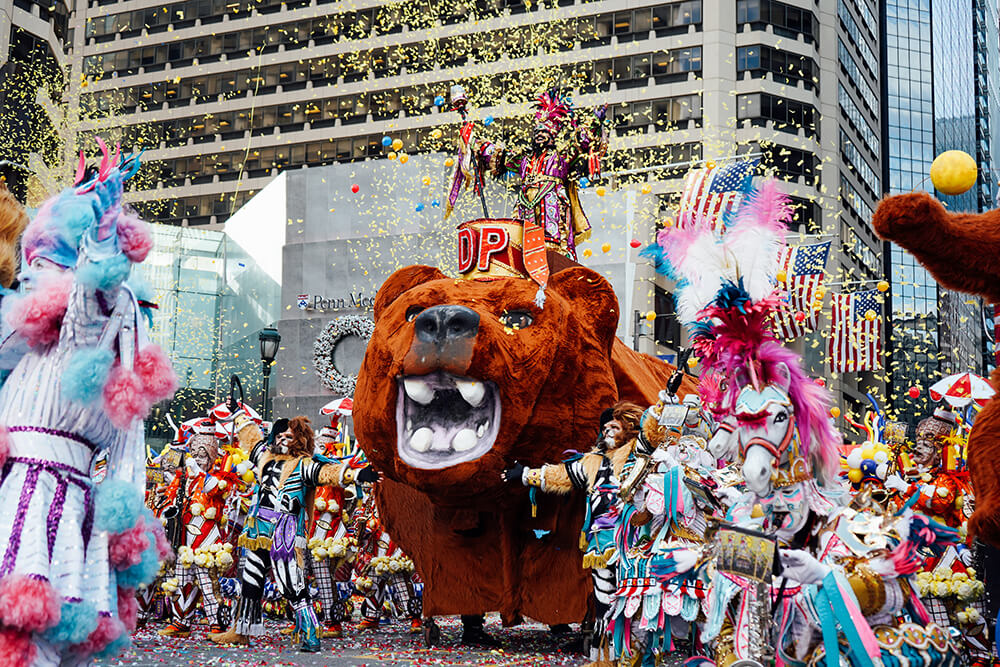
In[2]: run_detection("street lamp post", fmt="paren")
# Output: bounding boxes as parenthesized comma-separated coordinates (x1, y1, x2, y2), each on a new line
(258, 327, 281, 421)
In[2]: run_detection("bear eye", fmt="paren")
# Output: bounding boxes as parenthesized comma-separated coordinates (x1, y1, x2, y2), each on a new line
(405, 306, 424, 322)
(500, 310, 533, 329)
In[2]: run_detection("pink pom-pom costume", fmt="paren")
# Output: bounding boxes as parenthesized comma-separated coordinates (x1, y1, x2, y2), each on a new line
(0, 145, 169, 665)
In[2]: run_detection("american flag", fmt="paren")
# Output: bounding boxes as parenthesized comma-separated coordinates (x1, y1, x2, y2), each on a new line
(677, 158, 760, 230)
(828, 290, 883, 373)
(772, 242, 830, 339)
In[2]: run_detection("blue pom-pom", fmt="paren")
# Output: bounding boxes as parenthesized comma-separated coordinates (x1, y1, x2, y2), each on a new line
(484, 115, 494, 125)
(434, 95, 445, 107)
(431, 199, 440, 207)
(77, 253, 131, 292)
(62, 347, 114, 405)
(415, 203, 424, 212)
(95, 480, 142, 534)
(117, 543, 159, 590)
(579, 177, 590, 188)
(44, 600, 99, 644)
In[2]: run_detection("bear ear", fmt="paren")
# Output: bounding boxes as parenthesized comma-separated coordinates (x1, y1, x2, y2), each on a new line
(547, 266, 620, 335)
(374, 265, 447, 320)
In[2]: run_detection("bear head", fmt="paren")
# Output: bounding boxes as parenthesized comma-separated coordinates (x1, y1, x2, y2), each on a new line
(354, 265, 621, 507)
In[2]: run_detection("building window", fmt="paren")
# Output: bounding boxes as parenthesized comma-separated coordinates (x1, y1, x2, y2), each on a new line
(760, 144, 817, 185)
(838, 83, 879, 157)
(654, 287, 683, 350)
(837, 0, 877, 77)
(736, 0, 817, 44)
(737, 45, 818, 91)
(839, 128, 880, 197)
(837, 38, 878, 117)
(737, 93, 818, 138)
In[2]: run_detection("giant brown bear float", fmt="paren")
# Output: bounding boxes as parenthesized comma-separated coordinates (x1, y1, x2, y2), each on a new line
(353, 264, 695, 628)
(873, 192, 1000, 547)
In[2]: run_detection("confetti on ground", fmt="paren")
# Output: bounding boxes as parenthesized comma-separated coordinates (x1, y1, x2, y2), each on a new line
(96, 616, 597, 666)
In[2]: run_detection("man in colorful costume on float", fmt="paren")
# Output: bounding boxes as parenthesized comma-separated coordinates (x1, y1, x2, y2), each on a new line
(0, 143, 175, 665)
(446, 85, 607, 302)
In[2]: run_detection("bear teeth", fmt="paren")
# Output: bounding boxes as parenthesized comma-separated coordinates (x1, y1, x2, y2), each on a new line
(403, 378, 435, 405)
(456, 380, 485, 407)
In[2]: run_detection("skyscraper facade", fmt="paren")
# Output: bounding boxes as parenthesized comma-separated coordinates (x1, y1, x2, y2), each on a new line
(67, 0, 886, 411)
(881, 0, 999, 425)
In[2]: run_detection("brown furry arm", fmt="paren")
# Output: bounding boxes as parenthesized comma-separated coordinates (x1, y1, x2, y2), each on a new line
(317, 462, 350, 487)
(873, 192, 1000, 302)
(534, 453, 603, 494)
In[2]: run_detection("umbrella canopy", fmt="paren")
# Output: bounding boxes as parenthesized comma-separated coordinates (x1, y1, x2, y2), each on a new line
(321, 397, 353, 417)
(928, 372, 995, 408)
(210, 400, 262, 423)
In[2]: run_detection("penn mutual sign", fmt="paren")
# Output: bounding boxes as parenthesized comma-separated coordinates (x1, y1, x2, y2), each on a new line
(297, 293, 375, 311)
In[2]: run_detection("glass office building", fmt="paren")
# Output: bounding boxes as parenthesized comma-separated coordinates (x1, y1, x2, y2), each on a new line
(136, 224, 280, 445)
(882, 0, 999, 425)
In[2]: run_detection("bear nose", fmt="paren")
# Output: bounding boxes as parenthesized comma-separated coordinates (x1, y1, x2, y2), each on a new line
(414, 305, 480, 346)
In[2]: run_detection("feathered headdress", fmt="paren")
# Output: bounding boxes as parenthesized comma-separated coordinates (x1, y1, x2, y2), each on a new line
(533, 89, 574, 135)
(642, 172, 840, 482)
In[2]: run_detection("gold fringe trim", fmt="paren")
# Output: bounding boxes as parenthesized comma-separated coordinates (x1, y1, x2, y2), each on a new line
(581, 548, 615, 570)
(238, 534, 273, 551)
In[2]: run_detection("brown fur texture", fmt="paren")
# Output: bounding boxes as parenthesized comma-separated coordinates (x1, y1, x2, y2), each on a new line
(354, 266, 695, 624)
(873, 192, 1000, 546)
(0, 181, 27, 288)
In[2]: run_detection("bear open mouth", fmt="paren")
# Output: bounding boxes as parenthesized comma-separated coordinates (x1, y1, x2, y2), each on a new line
(396, 372, 501, 470)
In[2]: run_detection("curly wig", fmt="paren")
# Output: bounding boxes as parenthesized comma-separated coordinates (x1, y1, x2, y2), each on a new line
(285, 416, 315, 458)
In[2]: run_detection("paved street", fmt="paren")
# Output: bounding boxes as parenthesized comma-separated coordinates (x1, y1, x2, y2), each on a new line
(96, 616, 589, 666)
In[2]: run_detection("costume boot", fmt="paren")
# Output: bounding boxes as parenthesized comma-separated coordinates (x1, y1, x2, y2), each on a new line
(294, 606, 321, 653)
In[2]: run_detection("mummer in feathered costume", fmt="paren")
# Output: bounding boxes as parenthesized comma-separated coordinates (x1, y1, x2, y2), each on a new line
(0, 141, 176, 666)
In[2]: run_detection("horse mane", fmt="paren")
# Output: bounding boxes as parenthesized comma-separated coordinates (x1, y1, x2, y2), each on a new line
(756, 341, 839, 482)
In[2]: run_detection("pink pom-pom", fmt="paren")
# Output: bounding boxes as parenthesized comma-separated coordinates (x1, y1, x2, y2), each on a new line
(70, 615, 123, 657)
(102, 365, 150, 429)
(0, 575, 61, 632)
(3, 273, 72, 348)
(116, 214, 153, 263)
(133, 345, 178, 404)
(116, 588, 138, 633)
(0, 427, 9, 468)
(108, 522, 149, 570)
(0, 629, 35, 667)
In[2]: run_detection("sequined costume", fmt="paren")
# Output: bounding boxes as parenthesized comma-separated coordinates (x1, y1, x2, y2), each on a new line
(0, 145, 174, 665)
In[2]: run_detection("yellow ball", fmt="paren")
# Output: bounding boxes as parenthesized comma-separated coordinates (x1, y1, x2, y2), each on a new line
(422, 176, 431, 185)
(430, 129, 443, 140)
(830, 406, 841, 418)
(776, 270, 787, 283)
(860, 447, 874, 461)
(930, 150, 977, 195)
(596, 186, 606, 197)
(391, 138, 403, 151)
(399, 154, 409, 164)
(865, 309, 877, 321)
(445, 158, 455, 167)
(705, 160, 716, 169)
(641, 184, 652, 194)
(601, 242, 611, 253)
(387, 152, 397, 161)
(645, 311, 656, 322)
(582, 248, 592, 258)
(877, 280, 889, 293)
(687, 356, 698, 369)
(848, 469, 863, 484)
(664, 217, 675, 228)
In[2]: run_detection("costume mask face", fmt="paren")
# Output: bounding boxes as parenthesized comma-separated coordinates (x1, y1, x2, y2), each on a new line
(602, 419, 623, 450)
(912, 424, 947, 468)
(272, 430, 292, 454)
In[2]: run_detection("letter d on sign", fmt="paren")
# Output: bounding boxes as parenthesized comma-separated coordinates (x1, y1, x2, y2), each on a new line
(457, 227, 475, 273)
(477, 226, 509, 271)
